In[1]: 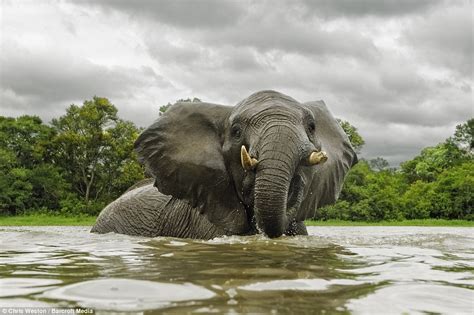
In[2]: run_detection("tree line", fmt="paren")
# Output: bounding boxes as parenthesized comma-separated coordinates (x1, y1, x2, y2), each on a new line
(316, 119, 473, 221)
(0, 96, 472, 220)
(0, 97, 144, 216)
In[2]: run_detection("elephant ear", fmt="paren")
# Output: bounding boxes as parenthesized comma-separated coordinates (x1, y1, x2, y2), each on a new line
(134, 102, 246, 229)
(300, 101, 358, 219)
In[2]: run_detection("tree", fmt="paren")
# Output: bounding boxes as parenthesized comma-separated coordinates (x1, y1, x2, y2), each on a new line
(0, 116, 68, 215)
(159, 103, 173, 116)
(400, 143, 466, 183)
(51, 97, 144, 209)
(337, 119, 365, 153)
(316, 159, 407, 222)
(27, 164, 69, 211)
(0, 115, 56, 168)
(400, 180, 433, 219)
(338, 160, 372, 204)
(177, 97, 201, 103)
(432, 162, 473, 219)
(0, 167, 33, 215)
(97, 120, 145, 200)
(448, 118, 473, 154)
(159, 97, 202, 116)
(369, 157, 389, 171)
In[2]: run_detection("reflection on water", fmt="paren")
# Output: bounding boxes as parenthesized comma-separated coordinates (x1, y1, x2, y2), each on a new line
(43, 279, 215, 311)
(0, 226, 473, 313)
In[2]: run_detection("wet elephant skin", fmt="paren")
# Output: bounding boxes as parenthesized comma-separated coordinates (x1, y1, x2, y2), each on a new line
(92, 90, 357, 238)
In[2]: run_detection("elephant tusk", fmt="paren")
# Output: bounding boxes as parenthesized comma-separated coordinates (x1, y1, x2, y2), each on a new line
(241, 145, 258, 171)
(309, 151, 328, 165)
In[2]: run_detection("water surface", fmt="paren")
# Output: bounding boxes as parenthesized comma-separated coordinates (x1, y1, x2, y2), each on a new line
(0, 226, 473, 314)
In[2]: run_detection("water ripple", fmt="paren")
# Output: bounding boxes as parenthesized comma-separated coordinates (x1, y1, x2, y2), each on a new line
(0, 226, 472, 313)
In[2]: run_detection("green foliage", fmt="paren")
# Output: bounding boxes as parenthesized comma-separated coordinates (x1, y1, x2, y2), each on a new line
(449, 118, 473, 153)
(0, 97, 144, 216)
(0, 148, 17, 170)
(58, 194, 106, 216)
(316, 161, 406, 221)
(400, 142, 467, 183)
(51, 97, 144, 212)
(0, 165, 69, 215)
(0, 214, 97, 226)
(0, 116, 68, 215)
(305, 219, 474, 227)
(26, 164, 69, 211)
(369, 157, 389, 171)
(337, 119, 365, 153)
(316, 118, 473, 221)
(0, 167, 32, 215)
(0, 115, 56, 168)
(431, 162, 473, 220)
(401, 181, 434, 219)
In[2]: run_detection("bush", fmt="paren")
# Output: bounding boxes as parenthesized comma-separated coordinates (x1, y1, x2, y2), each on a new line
(315, 200, 351, 221)
(433, 162, 473, 219)
(59, 195, 106, 216)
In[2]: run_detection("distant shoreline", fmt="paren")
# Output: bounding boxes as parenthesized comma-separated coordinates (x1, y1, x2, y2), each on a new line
(0, 214, 472, 227)
(305, 219, 474, 227)
(0, 214, 97, 226)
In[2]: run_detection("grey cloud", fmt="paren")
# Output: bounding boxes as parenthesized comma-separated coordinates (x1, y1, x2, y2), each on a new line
(301, 56, 471, 128)
(222, 48, 266, 71)
(78, 0, 245, 29)
(403, 2, 473, 78)
(201, 21, 377, 59)
(300, 0, 443, 18)
(181, 1, 379, 60)
(147, 38, 267, 73)
(150, 45, 468, 129)
(61, 16, 77, 35)
(147, 38, 204, 66)
(92, 0, 378, 60)
(79, 0, 444, 27)
(360, 122, 456, 165)
(2, 0, 470, 166)
(0, 41, 170, 123)
(364, 99, 470, 128)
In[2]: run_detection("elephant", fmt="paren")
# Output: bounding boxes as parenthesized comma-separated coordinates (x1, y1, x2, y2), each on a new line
(91, 90, 357, 239)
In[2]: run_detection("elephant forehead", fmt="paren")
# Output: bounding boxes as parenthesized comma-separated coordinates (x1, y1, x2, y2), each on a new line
(238, 90, 299, 106)
(231, 101, 303, 122)
(231, 90, 300, 119)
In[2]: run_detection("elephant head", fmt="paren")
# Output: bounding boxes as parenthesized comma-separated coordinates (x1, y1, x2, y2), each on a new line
(135, 91, 357, 238)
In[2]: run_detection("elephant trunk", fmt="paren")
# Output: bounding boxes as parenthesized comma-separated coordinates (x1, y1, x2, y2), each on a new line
(253, 125, 299, 238)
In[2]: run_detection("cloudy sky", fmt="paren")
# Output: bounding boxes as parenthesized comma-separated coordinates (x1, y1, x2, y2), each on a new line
(1, 0, 472, 165)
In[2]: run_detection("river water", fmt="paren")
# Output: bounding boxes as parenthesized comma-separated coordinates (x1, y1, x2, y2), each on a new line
(0, 226, 473, 314)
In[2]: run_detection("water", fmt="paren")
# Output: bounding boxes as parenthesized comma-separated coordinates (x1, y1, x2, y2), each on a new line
(0, 226, 473, 314)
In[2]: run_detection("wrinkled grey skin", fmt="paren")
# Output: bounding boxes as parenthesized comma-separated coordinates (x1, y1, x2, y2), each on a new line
(91, 91, 357, 239)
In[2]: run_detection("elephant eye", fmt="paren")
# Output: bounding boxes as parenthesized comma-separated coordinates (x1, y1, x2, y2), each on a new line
(231, 124, 242, 139)
(308, 121, 316, 133)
